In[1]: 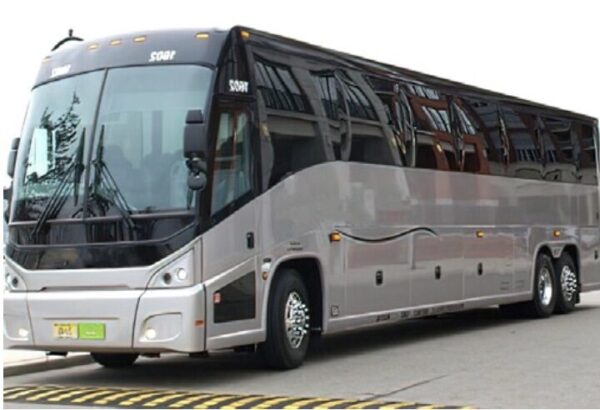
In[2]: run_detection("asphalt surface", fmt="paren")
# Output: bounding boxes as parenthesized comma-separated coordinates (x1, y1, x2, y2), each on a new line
(4, 291, 600, 409)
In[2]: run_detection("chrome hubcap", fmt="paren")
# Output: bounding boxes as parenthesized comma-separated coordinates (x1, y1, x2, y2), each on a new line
(538, 267, 553, 306)
(284, 291, 310, 349)
(560, 265, 577, 302)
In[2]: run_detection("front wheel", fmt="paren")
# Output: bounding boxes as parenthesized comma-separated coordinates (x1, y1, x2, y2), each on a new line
(261, 269, 310, 370)
(91, 353, 139, 368)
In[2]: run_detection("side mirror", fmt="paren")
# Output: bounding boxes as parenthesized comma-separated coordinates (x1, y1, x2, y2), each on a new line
(184, 109, 207, 161)
(7, 138, 20, 178)
(183, 110, 208, 191)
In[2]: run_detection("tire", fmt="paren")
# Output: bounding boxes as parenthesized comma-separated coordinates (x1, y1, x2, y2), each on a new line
(261, 269, 310, 370)
(500, 253, 557, 319)
(554, 252, 579, 314)
(91, 353, 139, 368)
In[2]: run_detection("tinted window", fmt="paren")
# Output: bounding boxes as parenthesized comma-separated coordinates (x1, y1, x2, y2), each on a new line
(339, 72, 377, 121)
(259, 68, 327, 188)
(312, 73, 341, 121)
(540, 116, 577, 182)
(211, 111, 253, 214)
(463, 99, 506, 176)
(405, 83, 458, 171)
(576, 122, 598, 185)
(503, 107, 543, 180)
(364, 76, 416, 166)
(255, 60, 310, 113)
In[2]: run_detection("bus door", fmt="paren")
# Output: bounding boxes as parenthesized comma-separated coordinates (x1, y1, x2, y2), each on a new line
(202, 101, 261, 349)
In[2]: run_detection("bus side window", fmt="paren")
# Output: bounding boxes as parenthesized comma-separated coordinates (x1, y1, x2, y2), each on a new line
(255, 59, 311, 113)
(254, 58, 326, 188)
(405, 83, 456, 171)
(502, 107, 543, 180)
(462, 98, 507, 177)
(362, 76, 416, 167)
(342, 72, 396, 166)
(540, 116, 577, 183)
(575, 122, 598, 185)
(449, 97, 488, 174)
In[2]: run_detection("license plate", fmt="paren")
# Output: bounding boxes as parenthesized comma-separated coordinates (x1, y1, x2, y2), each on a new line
(53, 323, 78, 339)
(52, 322, 105, 340)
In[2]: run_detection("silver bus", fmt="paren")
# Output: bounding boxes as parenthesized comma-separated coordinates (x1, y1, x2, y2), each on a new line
(4, 27, 600, 369)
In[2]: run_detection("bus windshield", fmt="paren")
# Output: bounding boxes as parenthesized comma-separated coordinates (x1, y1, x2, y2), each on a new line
(12, 65, 213, 223)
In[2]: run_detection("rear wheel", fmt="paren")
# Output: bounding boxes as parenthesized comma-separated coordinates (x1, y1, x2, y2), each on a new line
(554, 252, 579, 314)
(91, 353, 139, 368)
(500, 253, 557, 318)
(261, 269, 310, 370)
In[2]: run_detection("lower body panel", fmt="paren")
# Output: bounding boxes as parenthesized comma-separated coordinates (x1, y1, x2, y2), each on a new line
(3, 285, 206, 353)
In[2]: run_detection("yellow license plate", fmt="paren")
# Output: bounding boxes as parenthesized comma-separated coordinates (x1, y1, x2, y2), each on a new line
(53, 323, 78, 339)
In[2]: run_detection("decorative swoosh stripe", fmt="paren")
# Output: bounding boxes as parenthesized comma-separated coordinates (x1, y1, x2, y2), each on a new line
(336, 227, 438, 243)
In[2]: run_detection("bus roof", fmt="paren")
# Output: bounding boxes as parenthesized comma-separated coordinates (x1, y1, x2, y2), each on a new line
(237, 26, 597, 123)
(34, 29, 230, 87)
(36, 26, 596, 124)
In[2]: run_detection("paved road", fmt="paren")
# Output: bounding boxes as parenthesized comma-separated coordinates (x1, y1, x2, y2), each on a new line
(4, 292, 600, 409)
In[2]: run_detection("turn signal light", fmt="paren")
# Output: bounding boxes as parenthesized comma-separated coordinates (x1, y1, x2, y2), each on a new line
(553, 229, 561, 238)
(476, 230, 485, 239)
(329, 232, 342, 242)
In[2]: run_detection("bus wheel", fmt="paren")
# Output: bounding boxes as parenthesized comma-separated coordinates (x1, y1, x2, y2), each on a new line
(554, 252, 578, 314)
(500, 253, 557, 318)
(261, 269, 310, 370)
(91, 353, 139, 368)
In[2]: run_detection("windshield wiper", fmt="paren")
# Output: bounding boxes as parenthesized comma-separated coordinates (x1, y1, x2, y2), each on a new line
(30, 127, 86, 242)
(89, 125, 136, 235)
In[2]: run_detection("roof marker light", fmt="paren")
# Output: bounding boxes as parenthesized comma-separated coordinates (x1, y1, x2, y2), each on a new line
(133, 35, 146, 43)
(195, 32, 209, 40)
(240, 30, 250, 40)
(42, 56, 51, 63)
(88, 43, 99, 51)
(110, 39, 122, 46)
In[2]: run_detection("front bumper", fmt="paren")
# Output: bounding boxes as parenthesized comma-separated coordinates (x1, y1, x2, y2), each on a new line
(3, 285, 206, 353)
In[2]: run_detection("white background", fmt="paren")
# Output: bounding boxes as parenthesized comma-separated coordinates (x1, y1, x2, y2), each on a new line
(0, 0, 598, 224)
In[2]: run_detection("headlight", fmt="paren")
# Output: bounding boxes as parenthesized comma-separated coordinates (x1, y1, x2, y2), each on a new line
(147, 250, 195, 289)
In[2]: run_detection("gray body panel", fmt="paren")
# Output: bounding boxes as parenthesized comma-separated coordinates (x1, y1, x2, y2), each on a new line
(5, 162, 600, 353)
(198, 162, 600, 349)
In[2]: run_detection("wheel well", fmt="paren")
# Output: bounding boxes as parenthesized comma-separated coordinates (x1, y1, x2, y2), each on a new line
(537, 243, 580, 278)
(538, 245, 553, 259)
(273, 258, 323, 333)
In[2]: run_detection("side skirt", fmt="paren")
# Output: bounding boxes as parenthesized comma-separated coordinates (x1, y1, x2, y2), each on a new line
(325, 291, 532, 334)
